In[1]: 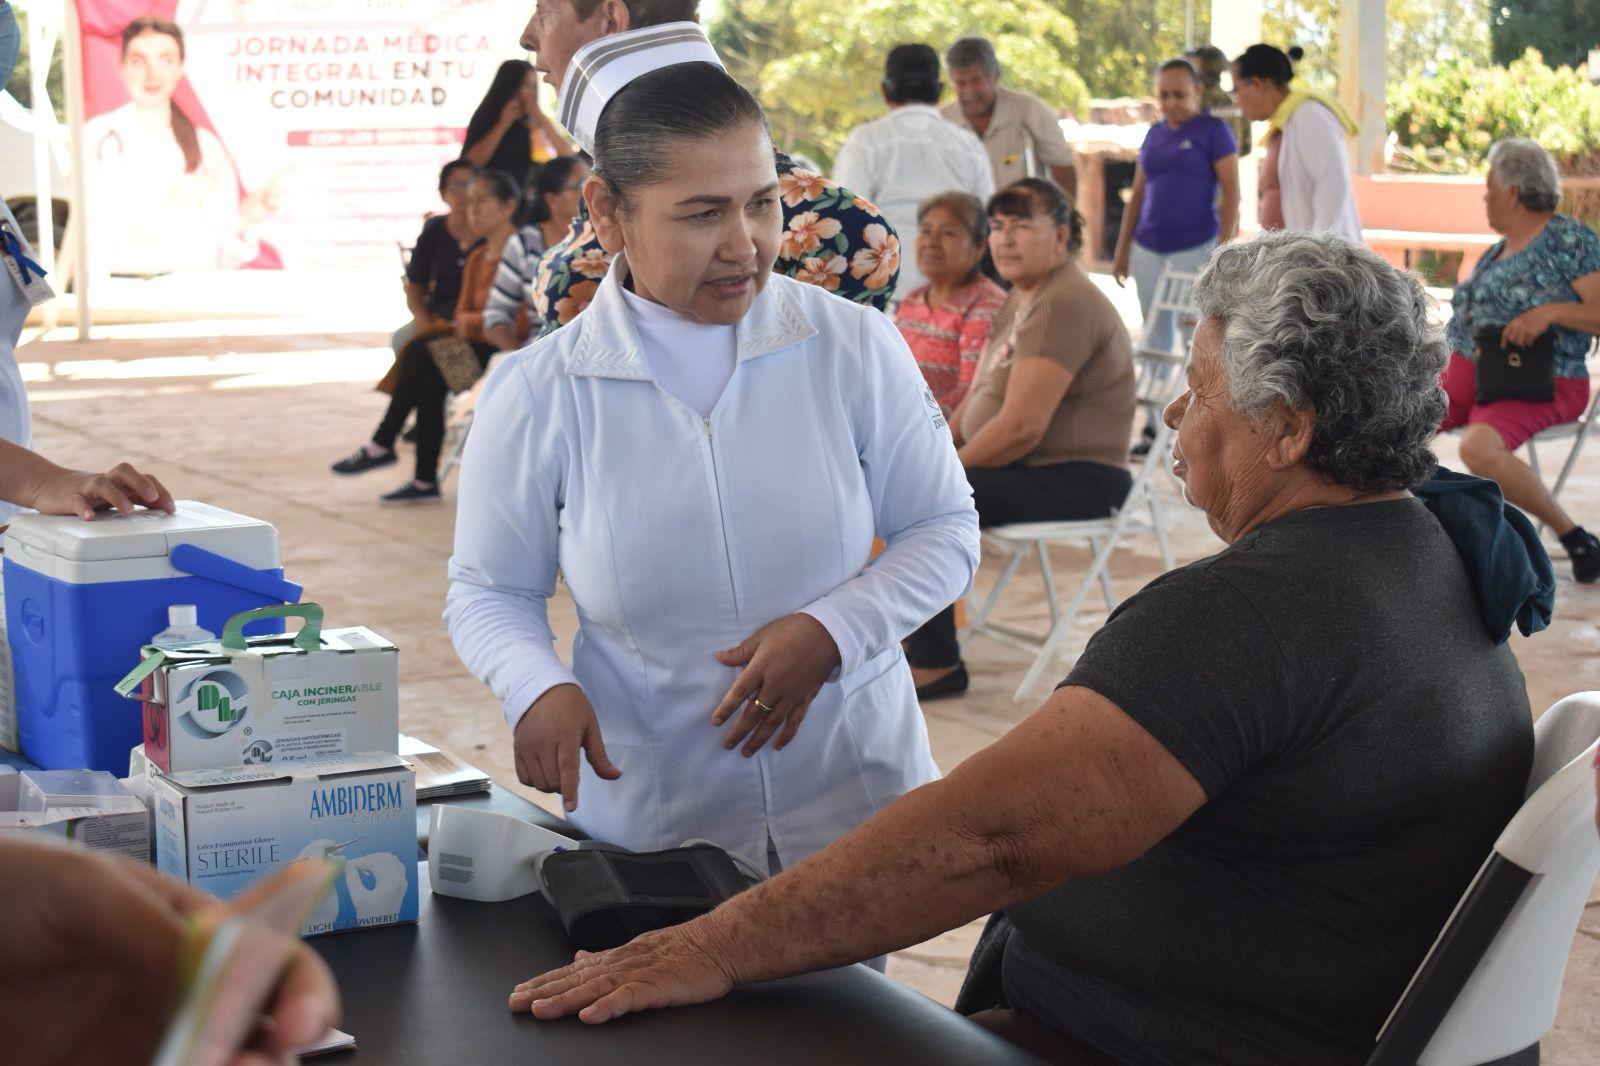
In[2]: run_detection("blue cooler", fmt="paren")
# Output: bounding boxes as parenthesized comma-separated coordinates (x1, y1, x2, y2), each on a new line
(3, 502, 301, 772)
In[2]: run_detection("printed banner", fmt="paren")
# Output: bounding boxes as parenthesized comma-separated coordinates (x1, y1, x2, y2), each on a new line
(75, 0, 530, 273)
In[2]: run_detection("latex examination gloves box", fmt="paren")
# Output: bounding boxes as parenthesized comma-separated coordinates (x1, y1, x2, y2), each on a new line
(0, 767, 151, 860)
(151, 753, 419, 935)
(119, 604, 399, 775)
(4, 502, 298, 772)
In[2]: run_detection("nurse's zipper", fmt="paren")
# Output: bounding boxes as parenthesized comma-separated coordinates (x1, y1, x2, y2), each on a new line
(702, 417, 741, 617)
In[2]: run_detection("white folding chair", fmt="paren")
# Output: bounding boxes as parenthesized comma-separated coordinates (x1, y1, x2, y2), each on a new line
(963, 267, 1199, 702)
(1523, 344, 1600, 527)
(438, 352, 508, 485)
(1367, 692, 1600, 1066)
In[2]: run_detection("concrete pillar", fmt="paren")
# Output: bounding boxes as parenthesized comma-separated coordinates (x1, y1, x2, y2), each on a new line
(1209, 0, 1262, 63)
(1339, 0, 1387, 175)
(1210, 0, 1263, 232)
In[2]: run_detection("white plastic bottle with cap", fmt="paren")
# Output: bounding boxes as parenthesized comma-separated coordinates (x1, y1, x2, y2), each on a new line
(151, 605, 216, 647)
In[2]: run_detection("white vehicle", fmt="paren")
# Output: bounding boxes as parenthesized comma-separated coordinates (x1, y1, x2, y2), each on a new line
(0, 88, 70, 251)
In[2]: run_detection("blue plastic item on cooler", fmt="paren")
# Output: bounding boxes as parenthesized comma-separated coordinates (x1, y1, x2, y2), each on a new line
(2, 503, 301, 772)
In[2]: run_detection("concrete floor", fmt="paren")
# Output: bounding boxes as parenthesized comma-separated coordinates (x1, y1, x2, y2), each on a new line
(14, 277, 1600, 1061)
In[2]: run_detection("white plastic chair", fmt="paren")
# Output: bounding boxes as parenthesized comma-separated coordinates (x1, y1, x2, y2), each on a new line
(438, 352, 507, 485)
(1367, 692, 1600, 1066)
(963, 268, 1198, 701)
(1522, 346, 1600, 526)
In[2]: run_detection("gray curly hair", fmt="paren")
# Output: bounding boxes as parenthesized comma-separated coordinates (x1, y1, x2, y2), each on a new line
(1193, 231, 1447, 493)
(1487, 138, 1562, 213)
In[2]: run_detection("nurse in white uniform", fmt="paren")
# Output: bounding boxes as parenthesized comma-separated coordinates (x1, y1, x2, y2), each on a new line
(446, 50, 980, 872)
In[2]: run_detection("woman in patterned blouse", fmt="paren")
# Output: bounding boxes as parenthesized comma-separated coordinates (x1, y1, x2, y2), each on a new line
(518, 0, 900, 334)
(892, 192, 1006, 414)
(1443, 138, 1600, 582)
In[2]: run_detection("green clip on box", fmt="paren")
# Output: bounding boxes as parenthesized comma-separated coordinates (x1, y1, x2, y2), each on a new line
(118, 604, 400, 775)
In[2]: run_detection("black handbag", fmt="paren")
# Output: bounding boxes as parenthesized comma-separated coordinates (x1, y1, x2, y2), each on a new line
(1473, 326, 1557, 405)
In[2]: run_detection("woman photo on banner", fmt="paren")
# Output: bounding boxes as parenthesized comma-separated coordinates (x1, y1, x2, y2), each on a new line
(82, 14, 244, 275)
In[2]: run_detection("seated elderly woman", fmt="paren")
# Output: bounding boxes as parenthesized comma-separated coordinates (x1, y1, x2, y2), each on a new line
(892, 192, 1008, 414)
(507, 232, 1539, 1066)
(907, 178, 1136, 700)
(1444, 137, 1600, 582)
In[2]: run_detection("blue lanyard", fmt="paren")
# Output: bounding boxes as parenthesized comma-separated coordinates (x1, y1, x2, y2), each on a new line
(0, 224, 45, 285)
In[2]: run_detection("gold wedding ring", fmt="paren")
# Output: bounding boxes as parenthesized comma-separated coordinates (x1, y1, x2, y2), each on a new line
(752, 699, 775, 715)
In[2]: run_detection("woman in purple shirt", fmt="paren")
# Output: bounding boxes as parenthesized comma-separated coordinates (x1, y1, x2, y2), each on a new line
(1113, 59, 1240, 358)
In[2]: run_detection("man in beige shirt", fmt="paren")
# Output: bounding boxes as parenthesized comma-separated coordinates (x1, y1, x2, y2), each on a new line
(941, 36, 1077, 201)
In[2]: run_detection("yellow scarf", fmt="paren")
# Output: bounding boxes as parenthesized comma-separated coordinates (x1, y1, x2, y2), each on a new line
(1266, 89, 1359, 136)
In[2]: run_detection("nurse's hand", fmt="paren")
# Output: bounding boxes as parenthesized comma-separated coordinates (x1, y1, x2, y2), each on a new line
(26, 458, 175, 520)
(514, 684, 622, 813)
(508, 922, 734, 1024)
(712, 614, 841, 756)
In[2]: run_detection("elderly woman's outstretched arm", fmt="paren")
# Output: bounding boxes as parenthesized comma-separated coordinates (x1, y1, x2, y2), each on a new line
(508, 683, 1205, 1024)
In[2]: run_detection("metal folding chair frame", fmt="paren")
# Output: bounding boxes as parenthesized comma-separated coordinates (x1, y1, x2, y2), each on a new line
(963, 266, 1199, 701)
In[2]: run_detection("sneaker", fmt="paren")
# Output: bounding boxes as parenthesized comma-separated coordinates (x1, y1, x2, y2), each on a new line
(1564, 528, 1600, 584)
(1130, 425, 1158, 459)
(331, 446, 395, 475)
(380, 481, 441, 504)
(914, 662, 969, 702)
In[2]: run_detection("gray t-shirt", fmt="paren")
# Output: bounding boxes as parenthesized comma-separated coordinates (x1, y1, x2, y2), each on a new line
(1003, 498, 1533, 1065)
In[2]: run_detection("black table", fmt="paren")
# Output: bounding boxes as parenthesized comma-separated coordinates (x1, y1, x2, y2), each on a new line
(309, 789, 1044, 1064)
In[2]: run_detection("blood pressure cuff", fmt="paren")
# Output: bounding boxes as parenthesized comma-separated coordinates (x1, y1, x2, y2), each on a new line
(536, 843, 762, 951)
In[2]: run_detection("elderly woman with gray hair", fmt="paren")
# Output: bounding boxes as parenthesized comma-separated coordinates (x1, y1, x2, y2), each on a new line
(1444, 137, 1600, 581)
(506, 231, 1541, 1066)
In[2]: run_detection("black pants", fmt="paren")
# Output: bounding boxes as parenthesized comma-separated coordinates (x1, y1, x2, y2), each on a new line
(372, 337, 493, 483)
(904, 460, 1133, 670)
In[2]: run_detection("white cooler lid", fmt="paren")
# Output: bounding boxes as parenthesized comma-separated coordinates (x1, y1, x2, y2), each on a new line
(3, 501, 280, 580)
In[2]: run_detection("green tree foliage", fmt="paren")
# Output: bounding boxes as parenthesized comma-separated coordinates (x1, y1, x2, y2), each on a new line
(1388, 50, 1600, 172)
(1262, 0, 1489, 92)
(1051, 0, 1210, 100)
(1490, 0, 1600, 68)
(3, 4, 67, 121)
(711, 0, 1092, 166)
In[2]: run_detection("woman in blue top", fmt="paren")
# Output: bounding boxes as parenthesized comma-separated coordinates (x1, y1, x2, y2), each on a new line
(1442, 138, 1600, 582)
(1112, 59, 1239, 357)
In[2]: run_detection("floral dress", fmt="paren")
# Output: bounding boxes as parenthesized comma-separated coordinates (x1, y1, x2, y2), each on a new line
(1448, 213, 1600, 380)
(529, 152, 901, 335)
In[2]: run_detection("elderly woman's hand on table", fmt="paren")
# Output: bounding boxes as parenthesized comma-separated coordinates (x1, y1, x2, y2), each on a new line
(509, 923, 737, 1024)
(711, 614, 841, 756)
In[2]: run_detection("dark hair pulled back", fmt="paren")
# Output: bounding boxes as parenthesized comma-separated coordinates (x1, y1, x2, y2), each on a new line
(475, 168, 522, 208)
(1233, 43, 1303, 87)
(121, 17, 201, 174)
(987, 178, 1084, 255)
(592, 63, 770, 207)
(525, 156, 586, 224)
(1158, 58, 1200, 81)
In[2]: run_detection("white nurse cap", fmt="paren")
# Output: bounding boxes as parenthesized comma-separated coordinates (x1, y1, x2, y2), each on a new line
(556, 21, 727, 156)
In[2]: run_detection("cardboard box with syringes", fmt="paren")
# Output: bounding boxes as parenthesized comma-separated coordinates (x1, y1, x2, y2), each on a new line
(117, 604, 398, 775)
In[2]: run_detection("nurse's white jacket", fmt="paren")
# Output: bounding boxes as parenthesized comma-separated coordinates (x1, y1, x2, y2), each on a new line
(445, 257, 981, 864)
